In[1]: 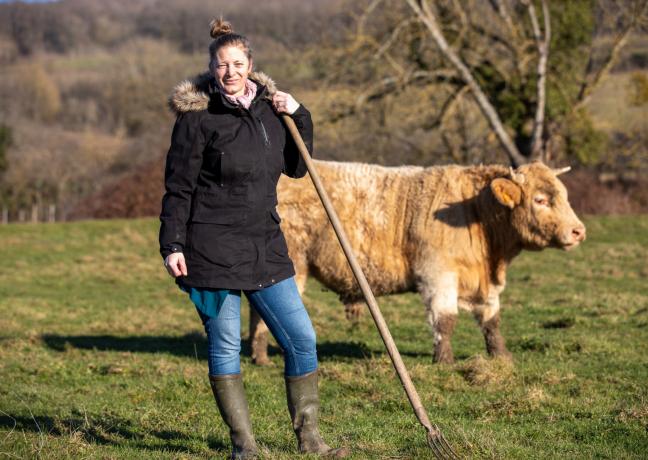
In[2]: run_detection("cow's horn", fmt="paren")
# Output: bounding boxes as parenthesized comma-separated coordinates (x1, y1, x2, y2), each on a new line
(509, 167, 525, 184)
(554, 166, 571, 176)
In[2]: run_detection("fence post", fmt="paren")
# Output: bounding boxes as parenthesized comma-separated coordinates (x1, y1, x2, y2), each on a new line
(31, 204, 38, 223)
(18, 209, 25, 222)
(48, 204, 56, 223)
(1, 207, 7, 224)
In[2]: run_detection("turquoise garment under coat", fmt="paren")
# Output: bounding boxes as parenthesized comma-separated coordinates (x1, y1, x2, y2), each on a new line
(180, 285, 228, 318)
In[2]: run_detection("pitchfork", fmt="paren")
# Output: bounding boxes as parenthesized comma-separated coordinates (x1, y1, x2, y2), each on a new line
(280, 111, 461, 459)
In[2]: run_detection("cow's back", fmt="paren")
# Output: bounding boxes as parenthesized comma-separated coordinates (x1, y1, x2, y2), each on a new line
(277, 160, 424, 297)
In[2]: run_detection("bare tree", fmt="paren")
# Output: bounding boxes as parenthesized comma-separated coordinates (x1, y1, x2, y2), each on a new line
(331, 0, 647, 167)
(523, 0, 551, 158)
(405, 0, 530, 165)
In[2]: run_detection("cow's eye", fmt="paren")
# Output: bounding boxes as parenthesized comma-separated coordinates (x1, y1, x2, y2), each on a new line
(534, 195, 549, 206)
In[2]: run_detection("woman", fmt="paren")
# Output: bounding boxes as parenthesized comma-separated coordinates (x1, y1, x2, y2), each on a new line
(159, 19, 348, 459)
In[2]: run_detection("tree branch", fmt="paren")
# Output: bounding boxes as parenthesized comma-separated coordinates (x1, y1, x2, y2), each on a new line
(575, 27, 632, 110)
(374, 18, 416, 59)
(469, 22, 519, 58)
(486, 0, 528, 79)
(524, 0, 542, 44)
(406, 0, 527, 166)
(354, 69, 460, 111)
(575, 0, 647, 110)
(425, 85, 470, 130)
(449, 0, 469, 48)
(527, 0, 551, 159)
(356, 0, 384, 37)
(488, 0, 518, 40)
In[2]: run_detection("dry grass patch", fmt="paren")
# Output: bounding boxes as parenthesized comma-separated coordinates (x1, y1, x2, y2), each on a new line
(616, 403, 648, 425)
(542, 370, 577, 386)
(458, 355, 514, 386)
(524, 386, 549, 409)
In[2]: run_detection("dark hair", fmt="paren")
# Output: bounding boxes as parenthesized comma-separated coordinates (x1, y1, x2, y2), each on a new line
(208, 18, 252, 71)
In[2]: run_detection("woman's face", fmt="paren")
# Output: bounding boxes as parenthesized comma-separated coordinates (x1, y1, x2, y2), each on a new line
(214, 45, 252, 97)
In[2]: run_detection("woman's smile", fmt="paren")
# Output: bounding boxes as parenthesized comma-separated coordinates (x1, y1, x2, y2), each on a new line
(215, 45, 252, 97)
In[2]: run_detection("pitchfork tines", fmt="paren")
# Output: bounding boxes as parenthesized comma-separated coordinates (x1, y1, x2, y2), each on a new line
(427, 425, 461, 460)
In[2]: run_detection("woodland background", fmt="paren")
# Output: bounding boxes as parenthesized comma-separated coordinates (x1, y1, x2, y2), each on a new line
(0, 0, 647, 221)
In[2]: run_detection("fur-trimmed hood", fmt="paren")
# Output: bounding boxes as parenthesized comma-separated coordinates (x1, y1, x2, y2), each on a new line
(168, 71, 277, 115)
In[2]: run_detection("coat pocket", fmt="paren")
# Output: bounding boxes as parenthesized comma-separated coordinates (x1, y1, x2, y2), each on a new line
(203, 148, 224, 183)
(188, 224, 252, 269)
(219, 148, 255, 187)
(191, 191, 248, 224)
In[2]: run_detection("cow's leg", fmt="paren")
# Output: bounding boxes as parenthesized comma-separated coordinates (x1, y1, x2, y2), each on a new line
(344, 300, 364, 323)
(473, 293, 512, 360)
(249, 308, 271, 366)
(420, 272, 458, 364)
(294, 261, 308, 295)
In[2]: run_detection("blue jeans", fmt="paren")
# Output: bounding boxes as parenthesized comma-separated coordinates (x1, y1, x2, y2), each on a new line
(195, 277, 318, 377)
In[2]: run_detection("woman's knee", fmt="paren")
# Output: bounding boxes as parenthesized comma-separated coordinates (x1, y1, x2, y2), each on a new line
(286, 324, 318, 376)
(288, 323, 317, 359)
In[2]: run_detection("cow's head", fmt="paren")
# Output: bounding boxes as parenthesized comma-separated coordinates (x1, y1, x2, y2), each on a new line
(490, 162, 586, 251)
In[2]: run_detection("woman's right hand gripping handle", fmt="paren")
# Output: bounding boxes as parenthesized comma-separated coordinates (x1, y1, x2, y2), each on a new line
(164, 253, 188, 278)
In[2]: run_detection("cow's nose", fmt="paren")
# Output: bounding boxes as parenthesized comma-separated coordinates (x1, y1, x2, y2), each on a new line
(572, 225, 586, 241)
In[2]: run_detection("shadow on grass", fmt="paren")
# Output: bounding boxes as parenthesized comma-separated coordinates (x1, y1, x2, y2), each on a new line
(317, 341, 432, 361)
(42, 332, 214, 359)
(323, 341, 473, 362)
(42, 333, 281, 360)
(0, 413, 226, 453)
(41, 334, 431, 361)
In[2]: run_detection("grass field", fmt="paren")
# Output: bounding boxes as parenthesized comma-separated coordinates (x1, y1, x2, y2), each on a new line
(1, 216, 647, 459)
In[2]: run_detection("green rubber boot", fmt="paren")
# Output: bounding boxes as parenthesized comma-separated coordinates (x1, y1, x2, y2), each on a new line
(209, 374, 259, 460)
(285, 370, 350, 458)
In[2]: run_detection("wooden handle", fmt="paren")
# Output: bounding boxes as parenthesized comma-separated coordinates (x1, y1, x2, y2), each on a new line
(282, 114, 436, 434)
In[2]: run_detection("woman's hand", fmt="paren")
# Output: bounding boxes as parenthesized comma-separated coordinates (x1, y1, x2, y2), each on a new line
(164, 252, 187, 277)
(272, 91, 300, 115)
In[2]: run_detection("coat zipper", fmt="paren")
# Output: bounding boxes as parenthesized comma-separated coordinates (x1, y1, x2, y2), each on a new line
(248, 99, 270, 150)
(258, 118, 271, 149)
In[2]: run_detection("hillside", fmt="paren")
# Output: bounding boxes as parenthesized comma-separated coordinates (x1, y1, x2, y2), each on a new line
(0, 0, 646, 221)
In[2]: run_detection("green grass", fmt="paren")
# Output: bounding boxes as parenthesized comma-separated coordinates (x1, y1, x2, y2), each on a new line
(1, 216, 647, 459)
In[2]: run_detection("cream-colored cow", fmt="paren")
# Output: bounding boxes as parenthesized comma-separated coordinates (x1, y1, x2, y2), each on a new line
(250, 160, 585, 364)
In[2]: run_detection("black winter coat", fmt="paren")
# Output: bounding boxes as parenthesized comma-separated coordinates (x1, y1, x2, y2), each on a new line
(159, 73, 313, 290)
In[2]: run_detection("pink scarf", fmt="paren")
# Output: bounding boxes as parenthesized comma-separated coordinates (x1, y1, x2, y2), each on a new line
(223, 79, 257, 109)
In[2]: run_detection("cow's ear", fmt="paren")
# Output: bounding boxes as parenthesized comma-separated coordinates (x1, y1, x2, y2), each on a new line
(491, 178, 522, 209)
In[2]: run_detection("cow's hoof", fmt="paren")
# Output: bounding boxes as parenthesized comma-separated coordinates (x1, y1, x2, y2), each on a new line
(433, 350, 455, 364)
(490, 349, 513, 361)
(252, 355, 272, 366)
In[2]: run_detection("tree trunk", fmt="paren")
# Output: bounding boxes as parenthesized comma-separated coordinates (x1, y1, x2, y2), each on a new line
(406, 0, 528, 166)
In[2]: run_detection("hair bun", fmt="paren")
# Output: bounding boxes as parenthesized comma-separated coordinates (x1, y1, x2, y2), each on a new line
(210, 17, 234, 39)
